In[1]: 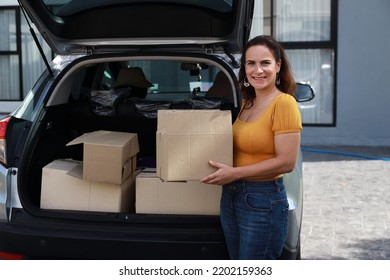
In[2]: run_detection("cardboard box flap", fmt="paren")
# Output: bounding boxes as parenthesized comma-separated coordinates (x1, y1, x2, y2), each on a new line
(157, 110, 232, 134)
(67, 161, 84, 178)
(44, 158, 82, 172)
(65, 131, 102, 146)
(66, 130, 139, 155)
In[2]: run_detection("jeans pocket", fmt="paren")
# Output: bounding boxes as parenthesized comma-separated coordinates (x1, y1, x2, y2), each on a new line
(244, 193, 271, 211)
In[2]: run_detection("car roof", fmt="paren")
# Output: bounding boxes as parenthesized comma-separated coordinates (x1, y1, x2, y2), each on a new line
(19, 0, 254, 55)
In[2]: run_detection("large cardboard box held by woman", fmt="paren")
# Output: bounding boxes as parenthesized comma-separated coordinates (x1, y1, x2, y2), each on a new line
(156, 110, 233, 181)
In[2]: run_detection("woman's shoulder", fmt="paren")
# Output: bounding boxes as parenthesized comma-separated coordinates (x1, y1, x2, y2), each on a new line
(274, 93, 297, 107)
(275, 93, 296, 101)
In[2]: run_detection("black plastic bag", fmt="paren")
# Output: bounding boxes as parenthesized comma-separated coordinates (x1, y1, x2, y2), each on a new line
(89, 88, 130, 116)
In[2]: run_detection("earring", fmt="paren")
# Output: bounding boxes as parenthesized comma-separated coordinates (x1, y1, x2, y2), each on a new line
(243, 77, 250, 87)
(276, 72, 281, 86)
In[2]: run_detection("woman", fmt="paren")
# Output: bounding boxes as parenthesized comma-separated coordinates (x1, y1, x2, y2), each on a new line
(201, 35, 302, 260)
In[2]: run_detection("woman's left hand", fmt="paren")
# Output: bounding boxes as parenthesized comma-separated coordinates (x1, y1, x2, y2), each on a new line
(200, 161, 237, 185)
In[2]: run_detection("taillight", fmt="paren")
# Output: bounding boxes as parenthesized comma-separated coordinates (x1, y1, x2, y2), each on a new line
(0, 251, 24, 260)
(0, 116, 10, 167)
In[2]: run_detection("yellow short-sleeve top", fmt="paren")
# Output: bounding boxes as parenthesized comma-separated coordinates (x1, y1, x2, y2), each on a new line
(233, 94, 302, 181)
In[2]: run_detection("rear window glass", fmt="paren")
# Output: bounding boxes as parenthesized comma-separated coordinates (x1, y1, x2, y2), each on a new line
(70, 59, 235, 104)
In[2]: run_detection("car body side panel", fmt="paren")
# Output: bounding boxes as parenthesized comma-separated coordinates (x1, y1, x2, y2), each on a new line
(283, 151, 303, 252)
(0, 165, 10, 221)
(0, 168, 23, 222)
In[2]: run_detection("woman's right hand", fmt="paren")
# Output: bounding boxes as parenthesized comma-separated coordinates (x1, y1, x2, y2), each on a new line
(200, 160, 238, 185)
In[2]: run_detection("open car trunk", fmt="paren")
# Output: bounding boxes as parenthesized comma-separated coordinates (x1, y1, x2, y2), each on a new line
(14, 54, 238, 259)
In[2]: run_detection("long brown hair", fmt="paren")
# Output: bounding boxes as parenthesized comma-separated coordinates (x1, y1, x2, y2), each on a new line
(238, 35, 296, 107)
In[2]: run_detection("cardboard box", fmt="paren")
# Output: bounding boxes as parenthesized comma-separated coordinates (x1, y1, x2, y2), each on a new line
(135, 170, 222, 215)
(41, 159, 138, 212)
(66, 130, 139, 184)
(156, 110, 232, 181)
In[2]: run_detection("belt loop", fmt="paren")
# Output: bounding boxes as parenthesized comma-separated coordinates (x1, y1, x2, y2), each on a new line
(275, 178, 281, 192)
(242, 180, 247, 193)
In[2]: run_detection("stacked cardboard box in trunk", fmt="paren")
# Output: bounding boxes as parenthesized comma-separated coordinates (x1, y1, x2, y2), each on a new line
(41, 130, 139, 212)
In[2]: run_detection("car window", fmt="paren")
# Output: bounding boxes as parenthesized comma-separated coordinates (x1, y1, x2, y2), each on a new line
(13, 73, 49, 120)
(78, 60, 234, 103)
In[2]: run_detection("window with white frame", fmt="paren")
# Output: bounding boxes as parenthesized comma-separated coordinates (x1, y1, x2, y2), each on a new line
(0, 8, 19, 100)
(251, 0, 337, 126)
(0, 6, 51, 102)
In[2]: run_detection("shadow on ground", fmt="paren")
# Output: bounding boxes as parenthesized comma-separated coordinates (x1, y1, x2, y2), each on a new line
(302, 146, 390, 162)
(304, 238, 390, 260)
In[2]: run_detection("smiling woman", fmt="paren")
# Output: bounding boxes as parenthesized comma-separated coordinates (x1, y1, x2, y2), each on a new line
(201, 35, 302, 260)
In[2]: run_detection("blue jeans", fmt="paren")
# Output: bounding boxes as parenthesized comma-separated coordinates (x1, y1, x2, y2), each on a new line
(220, 178, 289, 260)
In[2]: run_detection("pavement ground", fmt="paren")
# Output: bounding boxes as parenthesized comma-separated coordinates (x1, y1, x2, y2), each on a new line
(300, 145, 390, 260)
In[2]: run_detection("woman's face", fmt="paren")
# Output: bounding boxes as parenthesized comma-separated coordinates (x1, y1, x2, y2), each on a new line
(244, 44, 281, 91)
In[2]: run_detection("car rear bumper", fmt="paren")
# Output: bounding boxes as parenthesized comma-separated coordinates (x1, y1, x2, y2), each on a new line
(0, 223, 299, 260)
(0, 209, 229, 260)
(0, 229, 228, 260)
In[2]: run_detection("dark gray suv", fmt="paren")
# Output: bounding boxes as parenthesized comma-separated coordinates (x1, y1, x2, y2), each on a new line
(0, 0, 312, 260)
